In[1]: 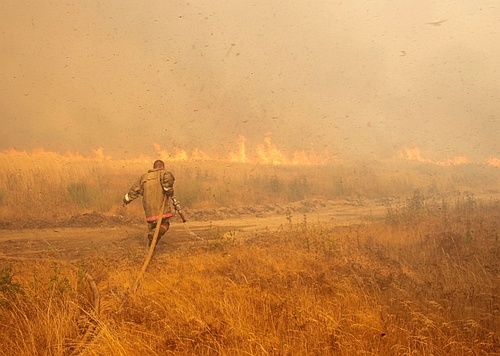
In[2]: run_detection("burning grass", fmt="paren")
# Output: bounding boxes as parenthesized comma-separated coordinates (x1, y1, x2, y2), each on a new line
(0, 148, 498, 225)
(1, 197, 499, 355)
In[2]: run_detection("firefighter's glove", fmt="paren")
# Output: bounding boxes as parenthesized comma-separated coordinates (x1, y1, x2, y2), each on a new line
(163, 187, 174, 197)
(122, 193, 132, 207)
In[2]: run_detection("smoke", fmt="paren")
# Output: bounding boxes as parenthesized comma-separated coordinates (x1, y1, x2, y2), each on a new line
(0, 0, 498, 160)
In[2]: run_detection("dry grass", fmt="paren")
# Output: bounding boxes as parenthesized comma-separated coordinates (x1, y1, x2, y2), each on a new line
(0, 150, 499, 354)
(1, 197, 499, 355)
(0, 260, 95, 355)
(0, 149, 498, 222)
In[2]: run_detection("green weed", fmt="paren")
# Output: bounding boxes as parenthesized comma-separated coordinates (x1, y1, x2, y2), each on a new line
(67, 182, 100, 208)
(0, 264, 23, 300)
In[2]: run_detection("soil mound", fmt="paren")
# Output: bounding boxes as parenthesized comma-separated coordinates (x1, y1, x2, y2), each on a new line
(63, 211, 138, 228)
(0, 199, 367, 230)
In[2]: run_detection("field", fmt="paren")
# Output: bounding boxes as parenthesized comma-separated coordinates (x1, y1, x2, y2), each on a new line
(0, 150, 499, 355)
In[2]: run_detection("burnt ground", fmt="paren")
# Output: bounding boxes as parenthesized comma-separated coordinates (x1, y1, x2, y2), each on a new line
(0, 199, 386, 262)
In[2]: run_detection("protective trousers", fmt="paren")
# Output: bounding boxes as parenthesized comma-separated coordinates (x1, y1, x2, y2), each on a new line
(147, 219, 170, 247)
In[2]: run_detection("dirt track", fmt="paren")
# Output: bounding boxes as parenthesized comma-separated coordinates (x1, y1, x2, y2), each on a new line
(0, 199, 386, 262)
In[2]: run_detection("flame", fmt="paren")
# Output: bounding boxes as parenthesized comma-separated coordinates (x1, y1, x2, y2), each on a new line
(0, 135, 335, 166)
(4, 137, 493, 168)
(153, 143, 169, 161)
(153, 144, 193, 162)
(92, 147, 112, 162)
(191, 148, 211, 161)
(486, 156, 500, 167)
(399, 143, 431, 163)
(229, 135, 248, 163)
(436, 155, 468, 166)
(255, 133, 286, 165)
(172, 148, 189, 161)
(292, 149, 331, 165)
(153, 134, 336, 166)
(399, 143, 469, 166)
(1, 147, 113, 162)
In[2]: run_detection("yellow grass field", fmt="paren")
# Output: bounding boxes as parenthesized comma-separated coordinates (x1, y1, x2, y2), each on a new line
(0, 148, 498, 222)
(0, 149, 499, 355)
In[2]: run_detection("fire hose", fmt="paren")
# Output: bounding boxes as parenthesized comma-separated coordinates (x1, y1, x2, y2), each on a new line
(133, 195, 201, 293)
(172, 196, 202, 240)
(133, 195, 166, 293)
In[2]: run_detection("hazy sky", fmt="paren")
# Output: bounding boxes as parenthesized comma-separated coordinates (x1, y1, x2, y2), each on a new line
(1, 0, 499, 160)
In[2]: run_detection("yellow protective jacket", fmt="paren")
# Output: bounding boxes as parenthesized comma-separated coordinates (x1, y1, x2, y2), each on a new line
(125, 168, 175, 222)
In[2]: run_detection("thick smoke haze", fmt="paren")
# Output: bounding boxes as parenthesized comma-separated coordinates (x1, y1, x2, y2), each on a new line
(1, 0, 499, 161)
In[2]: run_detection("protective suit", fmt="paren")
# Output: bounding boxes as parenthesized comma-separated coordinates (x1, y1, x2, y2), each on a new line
(125, 168, 175, 222)
(123, 163, 175, 246)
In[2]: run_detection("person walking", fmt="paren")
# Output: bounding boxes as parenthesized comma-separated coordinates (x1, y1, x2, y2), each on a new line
(123, 159, 175, 247)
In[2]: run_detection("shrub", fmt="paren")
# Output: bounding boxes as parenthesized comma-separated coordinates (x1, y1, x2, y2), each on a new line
(287, 175, 310, 200)
(0, 265, 23, 300)
(267, 175, 284, 194)
(67, 182, 99, 208)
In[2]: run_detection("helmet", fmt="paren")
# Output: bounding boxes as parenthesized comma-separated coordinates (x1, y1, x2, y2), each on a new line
(153, 160, 165, 169)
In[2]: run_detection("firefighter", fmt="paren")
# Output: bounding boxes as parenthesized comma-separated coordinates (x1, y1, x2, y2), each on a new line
(123, 160, 175, 247)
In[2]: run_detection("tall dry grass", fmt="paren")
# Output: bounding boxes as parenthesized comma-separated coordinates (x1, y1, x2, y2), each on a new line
(1, 195, 499, 355)
(0, 260, 95, 355)
(0, 149, 498, 223)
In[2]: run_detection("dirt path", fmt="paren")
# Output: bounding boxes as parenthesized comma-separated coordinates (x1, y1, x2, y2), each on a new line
(0, 200, 387, 262)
